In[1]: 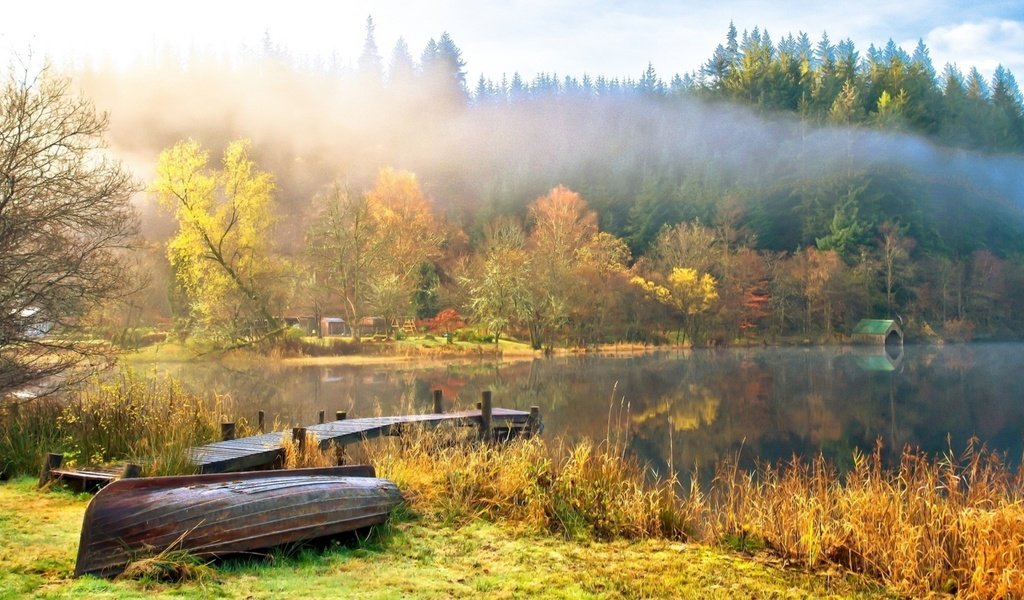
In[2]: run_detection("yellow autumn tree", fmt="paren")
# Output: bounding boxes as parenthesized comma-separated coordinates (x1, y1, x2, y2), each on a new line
(152, 139, 286, 342)
(632, 267, 718, 345)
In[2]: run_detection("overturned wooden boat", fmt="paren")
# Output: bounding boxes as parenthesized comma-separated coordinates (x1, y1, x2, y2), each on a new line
(74, 465, 402, 578)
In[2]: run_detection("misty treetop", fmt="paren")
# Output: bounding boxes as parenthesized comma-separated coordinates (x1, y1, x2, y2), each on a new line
(42, 16, 1024, 346)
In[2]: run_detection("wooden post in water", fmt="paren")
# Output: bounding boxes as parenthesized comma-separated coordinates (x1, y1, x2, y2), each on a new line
(38, 453, 63, 487)
(257, 410, 265, 433)
(433, 389, 443, 414)
(479, 390, 493, 442)
(221, 422, 236, 441)
(292, 427, 307, 452)
(318, 410, 325, 424)
(120, 464, 143, 479)
(336, 411, 347, 421)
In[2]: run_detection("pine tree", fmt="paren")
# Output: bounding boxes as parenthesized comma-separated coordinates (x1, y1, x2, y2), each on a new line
(436, 32, 467, 92)
(358, 15, 383, 84)
(388, 37, 416, 87)
(939, 63, 972, 146)
(990, 65, 1024, 151)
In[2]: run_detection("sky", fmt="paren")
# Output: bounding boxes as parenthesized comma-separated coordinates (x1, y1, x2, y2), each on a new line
(3, 0, 1022, 85)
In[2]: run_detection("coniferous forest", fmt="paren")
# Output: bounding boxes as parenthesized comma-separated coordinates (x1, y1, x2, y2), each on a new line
(45, 19, 1024, 349)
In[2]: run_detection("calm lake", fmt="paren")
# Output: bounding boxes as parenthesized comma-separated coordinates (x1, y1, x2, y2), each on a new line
(139, 343, 1024, 475)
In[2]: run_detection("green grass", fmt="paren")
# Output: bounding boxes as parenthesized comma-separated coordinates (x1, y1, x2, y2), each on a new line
(0, 476, 890, 599)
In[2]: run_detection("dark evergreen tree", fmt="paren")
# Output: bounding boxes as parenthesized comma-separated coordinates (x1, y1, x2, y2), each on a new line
(990, 66, 1024, 151)
(435, 32, 468, 92)
(387, 37, 416, 87)
(358, 15, 384, 84)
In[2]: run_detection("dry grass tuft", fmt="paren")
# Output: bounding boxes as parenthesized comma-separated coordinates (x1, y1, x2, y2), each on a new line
(118, 548, 214, 583)
(280, 431, 335, 469)
(117, 526, 215, 584)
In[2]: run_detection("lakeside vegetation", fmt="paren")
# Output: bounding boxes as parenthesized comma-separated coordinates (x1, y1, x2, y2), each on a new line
(3, 376, 1021, 598)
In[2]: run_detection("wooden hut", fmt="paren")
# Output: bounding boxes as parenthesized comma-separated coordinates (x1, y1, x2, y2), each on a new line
(319, 317, 351, 337)
(851, 319, 903, 346)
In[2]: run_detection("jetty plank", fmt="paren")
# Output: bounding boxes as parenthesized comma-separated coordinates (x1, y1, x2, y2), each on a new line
(189, 407, 534, 473)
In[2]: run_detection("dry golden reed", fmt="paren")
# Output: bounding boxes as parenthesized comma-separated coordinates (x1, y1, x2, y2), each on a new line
(363, 426, 698, 539)
(279, 431, 335, 469)
(365, 429, 1023, 599)
(3, 370, 227, 477)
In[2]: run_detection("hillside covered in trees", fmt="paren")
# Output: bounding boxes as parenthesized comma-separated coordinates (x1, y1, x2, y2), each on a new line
(73, 18, 1024, 347)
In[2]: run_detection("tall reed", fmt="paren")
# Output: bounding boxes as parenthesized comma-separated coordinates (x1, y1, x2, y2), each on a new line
(0, 399, 65, 478)
(364, 428, 1023, 599)
(1, 370, 226, 477)
(362, 426, 699, 539)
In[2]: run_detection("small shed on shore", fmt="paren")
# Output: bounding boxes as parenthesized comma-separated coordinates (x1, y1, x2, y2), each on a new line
(852, 319, 903, 346)
(320, 317, 351, 337)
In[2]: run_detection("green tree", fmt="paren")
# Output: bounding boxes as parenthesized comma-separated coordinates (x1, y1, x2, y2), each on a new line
(358, 15, 384, 86)
(468, 218, 532, 344)
(989, 65, 1024, 151)
(815, 201, 868, 261)
(388, 37, 416, 88)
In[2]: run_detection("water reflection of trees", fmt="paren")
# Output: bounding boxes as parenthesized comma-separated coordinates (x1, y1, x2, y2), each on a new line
(133, 344, 1024, 473)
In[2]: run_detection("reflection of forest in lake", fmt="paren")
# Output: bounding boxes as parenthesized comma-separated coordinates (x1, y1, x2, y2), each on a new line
(136, 343, 1024, 475)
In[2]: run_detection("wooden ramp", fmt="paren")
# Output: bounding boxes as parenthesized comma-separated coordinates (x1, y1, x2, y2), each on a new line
(189, 407, 536, 474)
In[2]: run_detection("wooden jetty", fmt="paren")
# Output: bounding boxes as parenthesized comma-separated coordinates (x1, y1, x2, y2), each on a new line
(38, 453, 142, 492)
(190, 393, 540, 474)
(40, 391, 541, 482)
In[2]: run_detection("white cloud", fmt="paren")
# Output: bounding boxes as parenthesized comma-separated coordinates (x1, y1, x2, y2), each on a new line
(925, 19, 1024, 78)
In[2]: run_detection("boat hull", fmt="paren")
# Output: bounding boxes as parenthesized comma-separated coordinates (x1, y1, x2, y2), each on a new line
(74, 465, 401, 577)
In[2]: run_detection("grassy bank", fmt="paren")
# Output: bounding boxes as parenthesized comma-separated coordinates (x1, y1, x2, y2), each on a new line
(0, 476, 886, 599)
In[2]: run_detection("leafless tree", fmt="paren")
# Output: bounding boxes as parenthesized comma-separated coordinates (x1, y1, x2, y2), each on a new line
(0, 63, 139, 398)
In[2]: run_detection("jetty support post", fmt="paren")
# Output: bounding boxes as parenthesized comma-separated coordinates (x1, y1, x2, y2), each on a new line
(479, 390, 493, 442)
(221, 422, 236, 441)
(433, 389, 443, 414)
(120, 463, 143, 479)
(318, 410, 325, 425)
(528, 405, 542, 437)
(38, 452, 64, 487)
(257, 410, 265, 433)
(332, 414, 346, 463)
(292, 427, 307, 452)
